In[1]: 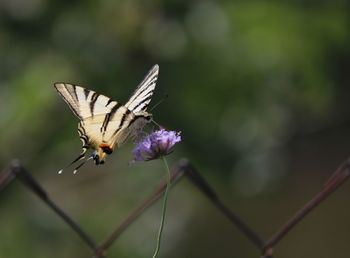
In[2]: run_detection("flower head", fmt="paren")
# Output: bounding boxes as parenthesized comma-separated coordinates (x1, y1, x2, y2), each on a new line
(133, 129, 181, 161)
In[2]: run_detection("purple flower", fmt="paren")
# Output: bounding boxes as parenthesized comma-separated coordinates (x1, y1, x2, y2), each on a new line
(133, 129, 181, 161)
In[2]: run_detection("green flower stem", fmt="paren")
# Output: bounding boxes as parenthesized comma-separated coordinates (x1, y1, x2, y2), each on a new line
(152, 156, 171, 258)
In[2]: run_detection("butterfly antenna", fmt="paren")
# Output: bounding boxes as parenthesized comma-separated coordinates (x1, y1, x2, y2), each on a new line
(150, 94, 168, 111)
(73, 156, 93, 174)
(151, 119, 163, 129)
(58, 153, 86, 174)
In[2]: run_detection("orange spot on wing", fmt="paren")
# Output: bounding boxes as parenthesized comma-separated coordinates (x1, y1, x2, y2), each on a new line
(99, 143, 113, 154)
(99, 143, 111, 148)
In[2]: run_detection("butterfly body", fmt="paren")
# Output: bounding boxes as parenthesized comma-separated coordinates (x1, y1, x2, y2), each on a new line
(54, 65, 159, 167)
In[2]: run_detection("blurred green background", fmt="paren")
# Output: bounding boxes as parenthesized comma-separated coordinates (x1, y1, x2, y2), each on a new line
(1, 0, 350, 257)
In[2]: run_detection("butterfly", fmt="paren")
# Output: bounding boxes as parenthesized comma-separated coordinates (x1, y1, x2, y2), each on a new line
(54, 65, 159, 173)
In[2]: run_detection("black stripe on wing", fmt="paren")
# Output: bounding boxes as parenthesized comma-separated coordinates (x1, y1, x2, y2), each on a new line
(83, 88, 90, 99)
(89, 92, 99, 117)
(109, 109, 132, 138)
(130, 92, 154, 112)
(101, 102, 123, 134)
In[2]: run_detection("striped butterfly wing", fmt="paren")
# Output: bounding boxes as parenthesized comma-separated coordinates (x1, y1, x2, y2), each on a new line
(85, 105, 132, 148)
(125, 64, 159, 113)
(54, 83, 120, 147)
(105, 65, 160, 148)
(54, 83, 119, 120)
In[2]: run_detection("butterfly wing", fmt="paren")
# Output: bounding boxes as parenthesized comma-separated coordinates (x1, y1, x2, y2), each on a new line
(83, 105, 131, 148)
(54, 83, 119, 120)
(125, 64, 159, 113)
(55, 83, 123, 147)
(111, 64, 159, 148)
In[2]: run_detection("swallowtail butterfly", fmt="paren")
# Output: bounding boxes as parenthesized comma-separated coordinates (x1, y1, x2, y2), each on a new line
(54, 65, 159, 173)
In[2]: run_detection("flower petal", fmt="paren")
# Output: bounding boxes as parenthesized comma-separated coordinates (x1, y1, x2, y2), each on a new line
(132, 129, 181, 161)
